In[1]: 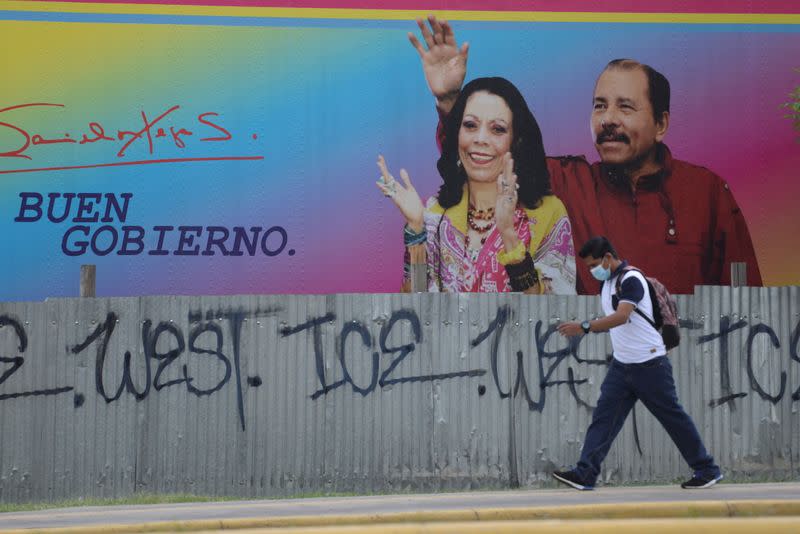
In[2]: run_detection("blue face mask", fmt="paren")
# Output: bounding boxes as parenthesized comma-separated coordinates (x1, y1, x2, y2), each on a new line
(590, 259, 611, 281)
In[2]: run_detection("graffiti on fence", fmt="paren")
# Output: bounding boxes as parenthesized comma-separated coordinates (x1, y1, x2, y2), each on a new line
(1, 305, 799, 432)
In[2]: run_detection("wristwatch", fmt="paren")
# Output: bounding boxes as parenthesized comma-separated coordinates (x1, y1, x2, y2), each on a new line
(581, 320, 591, 334)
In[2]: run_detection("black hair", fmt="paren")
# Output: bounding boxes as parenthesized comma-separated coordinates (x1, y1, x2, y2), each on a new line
(578, 236, 618, 260)
(435, 77, 551, 209)
(603, 59, 670, 125)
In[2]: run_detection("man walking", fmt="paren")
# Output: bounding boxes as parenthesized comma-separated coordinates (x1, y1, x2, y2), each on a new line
(554, 236, 722, 490)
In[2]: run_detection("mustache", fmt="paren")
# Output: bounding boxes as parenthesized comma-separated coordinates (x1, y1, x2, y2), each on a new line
(596, 127, 630, 145)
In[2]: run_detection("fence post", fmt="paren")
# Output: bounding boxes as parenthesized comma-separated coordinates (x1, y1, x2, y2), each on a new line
(80, 264, 96, 297)
(408, 244, 427, 292)
(730, 262, 747, 287)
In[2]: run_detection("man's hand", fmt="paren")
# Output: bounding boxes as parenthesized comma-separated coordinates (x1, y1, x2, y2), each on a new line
(557, 322, 584, 337)
(408, 15, 469, 114)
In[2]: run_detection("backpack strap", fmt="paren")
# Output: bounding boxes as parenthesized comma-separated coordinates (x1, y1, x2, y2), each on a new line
(614, 267, 658, 330)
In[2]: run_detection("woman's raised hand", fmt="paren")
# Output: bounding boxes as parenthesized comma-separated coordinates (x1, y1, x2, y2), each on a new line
(376, 155, 425, 232)
(495, 153, 519, 240)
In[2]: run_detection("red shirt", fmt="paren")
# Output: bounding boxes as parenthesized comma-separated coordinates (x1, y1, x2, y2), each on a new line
(547, 146, 762, 294)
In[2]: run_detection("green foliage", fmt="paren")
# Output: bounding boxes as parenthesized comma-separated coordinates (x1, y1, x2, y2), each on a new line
(0, 493, 231, 513)
(782, 68, 800, 141)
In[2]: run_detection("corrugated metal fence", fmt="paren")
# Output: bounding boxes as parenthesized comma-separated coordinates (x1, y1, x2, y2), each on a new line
(0, 287, 798, 502)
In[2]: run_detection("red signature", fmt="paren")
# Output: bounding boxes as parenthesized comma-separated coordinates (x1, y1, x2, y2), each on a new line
(0, 103, 234, 160)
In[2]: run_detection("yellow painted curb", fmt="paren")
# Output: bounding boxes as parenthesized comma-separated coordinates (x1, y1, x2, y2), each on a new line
(178, 517, 800, 533)
(2, 500, 799, 533)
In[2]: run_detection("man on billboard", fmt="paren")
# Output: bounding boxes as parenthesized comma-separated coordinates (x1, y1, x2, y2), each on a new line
(408, 16, 762, 295)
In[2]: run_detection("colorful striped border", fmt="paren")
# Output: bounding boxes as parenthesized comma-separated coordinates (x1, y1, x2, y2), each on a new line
(3, 1, 800, 23)
(18, 0, 800, 15)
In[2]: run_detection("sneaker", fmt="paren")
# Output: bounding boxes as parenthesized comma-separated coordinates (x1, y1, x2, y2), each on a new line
(552, 470, 594, 491)
(681, 473, 723, 489)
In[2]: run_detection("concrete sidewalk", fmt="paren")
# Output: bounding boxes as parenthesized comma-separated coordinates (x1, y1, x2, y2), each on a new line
(1, 482, 799, 532)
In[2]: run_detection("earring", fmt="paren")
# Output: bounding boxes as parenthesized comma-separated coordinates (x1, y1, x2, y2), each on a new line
(456, 159, 462, 168)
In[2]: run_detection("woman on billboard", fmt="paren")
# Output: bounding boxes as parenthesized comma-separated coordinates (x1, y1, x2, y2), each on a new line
(377, 77, 576, 294)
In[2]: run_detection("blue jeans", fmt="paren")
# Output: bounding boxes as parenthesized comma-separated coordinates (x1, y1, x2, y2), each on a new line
(575, 356, 720, 485)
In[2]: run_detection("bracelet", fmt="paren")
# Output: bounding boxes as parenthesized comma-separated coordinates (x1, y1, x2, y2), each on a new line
(404, 224, 427, 246)
(504, 252, 540, 292)
(497, 240, 526, 265)
(508, 271, 539, 292)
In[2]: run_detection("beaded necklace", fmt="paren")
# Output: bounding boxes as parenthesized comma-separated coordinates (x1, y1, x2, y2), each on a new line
(466, 204, 495, 249)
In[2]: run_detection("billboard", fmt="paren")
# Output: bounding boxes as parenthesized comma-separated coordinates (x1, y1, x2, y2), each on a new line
(2, 1, 799, 300)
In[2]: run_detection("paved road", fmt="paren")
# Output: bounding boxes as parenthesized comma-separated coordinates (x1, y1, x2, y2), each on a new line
(1, 482, 799, 530)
